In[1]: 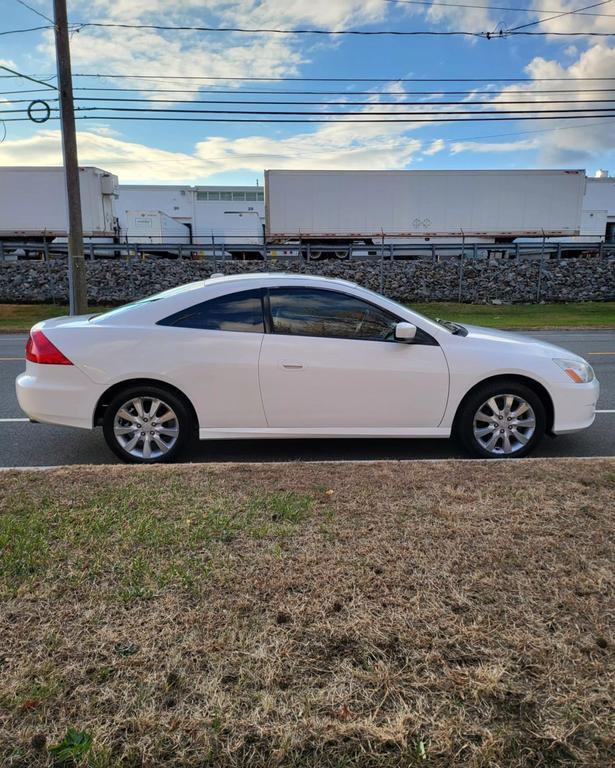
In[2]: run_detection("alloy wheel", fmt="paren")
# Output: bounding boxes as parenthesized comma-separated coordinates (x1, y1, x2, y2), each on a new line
(472, 394, 536, 456)
(113, 396, 180, 460)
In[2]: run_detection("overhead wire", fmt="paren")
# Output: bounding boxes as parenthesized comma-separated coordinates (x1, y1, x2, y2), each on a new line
(0, 22, 613, 38)
(69, 74, 615, 82)
(0, 64, 57, 90)
(382, 0, 615, 14)
(66, 105, 615, 115)
(0, 24, 51, 36)
(69, 97, 615, 106)
(4, 86, 615, 96)
(506, 0, 614, 31)
(3, 109, 614, 124)
(68, 21, 615, 37)
(14, 0, 54, 24)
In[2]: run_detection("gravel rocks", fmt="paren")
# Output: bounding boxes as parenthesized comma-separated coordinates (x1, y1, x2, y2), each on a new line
(1, 256, 614, 305)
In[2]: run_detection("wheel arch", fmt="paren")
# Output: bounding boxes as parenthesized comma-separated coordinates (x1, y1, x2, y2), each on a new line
(94, 378, 199, 428)
(452, 374, 555, 436)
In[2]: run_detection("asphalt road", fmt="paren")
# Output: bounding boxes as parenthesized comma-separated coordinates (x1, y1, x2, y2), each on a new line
(1, 330, 613, 467)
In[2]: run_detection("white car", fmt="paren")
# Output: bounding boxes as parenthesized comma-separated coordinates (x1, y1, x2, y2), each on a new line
(16, 273, 599, 463)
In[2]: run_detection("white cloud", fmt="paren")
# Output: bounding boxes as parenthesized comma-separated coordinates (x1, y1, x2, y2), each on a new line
(398, 0, 496, 34)
(450, 138, 539, 154)
(0, 123, 423, 182)
(43, 0, 390, 97)
(423, 138, 445, 155)
(83, 0, 388, 28)
(491, 43, 615, 164)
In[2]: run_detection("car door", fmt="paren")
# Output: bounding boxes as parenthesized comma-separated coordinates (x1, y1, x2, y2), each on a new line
(157, 287, 267, 429)
(258, 286, 449, 430)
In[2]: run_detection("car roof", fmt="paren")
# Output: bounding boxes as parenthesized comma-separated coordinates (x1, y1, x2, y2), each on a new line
(204, 272, 359, 290)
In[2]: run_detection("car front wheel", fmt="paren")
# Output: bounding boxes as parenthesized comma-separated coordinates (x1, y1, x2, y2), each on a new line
(457, 381, 546, 459)
(102, 386, 193, 463)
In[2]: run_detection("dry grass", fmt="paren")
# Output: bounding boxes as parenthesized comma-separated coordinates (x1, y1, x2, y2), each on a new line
(0, 460, 613, 767)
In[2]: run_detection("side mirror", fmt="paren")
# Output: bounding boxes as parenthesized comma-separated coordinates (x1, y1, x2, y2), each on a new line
(395, 321, 417, 342)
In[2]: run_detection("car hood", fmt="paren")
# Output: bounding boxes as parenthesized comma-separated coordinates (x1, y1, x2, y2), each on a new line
(461, 324, 586, 362)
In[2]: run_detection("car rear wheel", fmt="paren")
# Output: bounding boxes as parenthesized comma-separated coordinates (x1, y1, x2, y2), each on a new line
(102, 386, 193, 463)
(457, 381, 545, 459)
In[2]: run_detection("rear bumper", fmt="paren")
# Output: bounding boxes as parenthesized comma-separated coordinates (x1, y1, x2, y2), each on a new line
(16, 363, 99, 430)
(551, 378, 600, 435)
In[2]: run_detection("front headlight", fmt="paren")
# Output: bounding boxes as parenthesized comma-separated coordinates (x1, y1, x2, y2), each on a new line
(553, 358, 595, 384)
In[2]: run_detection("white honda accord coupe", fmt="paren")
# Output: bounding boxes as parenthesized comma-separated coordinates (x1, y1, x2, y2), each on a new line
(16, 273, 598, 463)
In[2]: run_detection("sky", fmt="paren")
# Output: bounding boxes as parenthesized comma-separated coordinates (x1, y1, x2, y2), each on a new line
(0, 0, 614, 185)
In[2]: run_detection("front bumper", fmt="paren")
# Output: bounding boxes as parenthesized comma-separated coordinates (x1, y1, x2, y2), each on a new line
(551, 377, 600, 435)
(16, 363, 99, 430)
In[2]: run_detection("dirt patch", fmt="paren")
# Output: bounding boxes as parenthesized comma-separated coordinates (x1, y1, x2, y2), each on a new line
(0, 459, 613, 766)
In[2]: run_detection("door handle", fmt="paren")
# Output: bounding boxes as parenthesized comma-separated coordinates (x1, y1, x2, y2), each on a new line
(281, 362, 304, 370)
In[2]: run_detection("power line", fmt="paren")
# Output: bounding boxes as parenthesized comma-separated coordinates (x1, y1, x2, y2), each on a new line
(383, 0, 615, 15)
(507, 0, 614, 31)
(74, 113, 615, 123)
(67, 105, 615, 115)
(14, 0, 54, 24)
(68, 21, 615, 37)
(71, 97, 615, 106)
(3, 112, 615, 124)
(441, 116, 615, 141)
(69, 22, 489, 36)
(1, 21, 614, 38)
(0, 63, 57, 90)
(0, 24, 51, 36)
(6, 87, 615, 99)
(70, 73, 615, 82)
(5, 95, 615, 108)
(6, 109, 614, 123)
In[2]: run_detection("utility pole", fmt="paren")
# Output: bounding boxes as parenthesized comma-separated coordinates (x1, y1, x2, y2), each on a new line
(53, 0, 87, 315)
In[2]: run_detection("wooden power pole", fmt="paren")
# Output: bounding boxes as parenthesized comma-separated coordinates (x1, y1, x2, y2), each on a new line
(53, 0, 87, 315)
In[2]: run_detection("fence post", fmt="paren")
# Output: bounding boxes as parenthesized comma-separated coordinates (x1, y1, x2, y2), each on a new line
(458, 230, 465, 302)
(536, 231, 545, 303)
(379, 231, 385, 294)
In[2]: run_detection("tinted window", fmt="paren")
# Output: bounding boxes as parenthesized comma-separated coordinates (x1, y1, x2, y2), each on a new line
(159, 289, 264, 332)
(269, 287, 398, 341)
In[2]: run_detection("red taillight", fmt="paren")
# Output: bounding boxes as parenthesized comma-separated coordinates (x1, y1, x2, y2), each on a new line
(25, 330, 73, 365)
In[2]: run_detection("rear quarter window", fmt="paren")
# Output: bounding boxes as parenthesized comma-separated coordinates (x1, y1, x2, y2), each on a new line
(157, 288, 264, 333)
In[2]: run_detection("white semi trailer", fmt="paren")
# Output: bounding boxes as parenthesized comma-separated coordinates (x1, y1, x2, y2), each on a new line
(0, 166, 119, 240)
(264, 169, 586, 248)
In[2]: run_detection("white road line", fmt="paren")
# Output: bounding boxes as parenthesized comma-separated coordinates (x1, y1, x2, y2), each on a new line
(596, 410, 615, 413)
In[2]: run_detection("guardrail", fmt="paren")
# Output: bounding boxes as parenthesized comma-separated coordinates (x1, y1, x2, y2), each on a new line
(1, 240, 614, 262)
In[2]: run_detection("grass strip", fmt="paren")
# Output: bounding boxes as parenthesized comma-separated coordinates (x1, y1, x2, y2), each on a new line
(1, 301, 614, 333)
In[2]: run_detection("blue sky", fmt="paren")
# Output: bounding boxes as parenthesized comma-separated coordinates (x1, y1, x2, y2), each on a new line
(1, 0, 614, 184)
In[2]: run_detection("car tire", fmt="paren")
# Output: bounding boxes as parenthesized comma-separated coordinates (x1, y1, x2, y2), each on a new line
(456, 380, 546, 459)
(102, 385, 195, 464)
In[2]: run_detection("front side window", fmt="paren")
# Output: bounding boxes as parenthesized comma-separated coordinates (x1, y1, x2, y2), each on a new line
(268, 287, 398, 341)
(158, 289, 264, 332)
